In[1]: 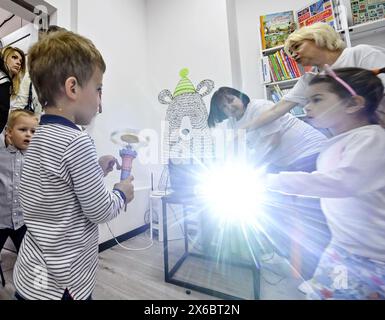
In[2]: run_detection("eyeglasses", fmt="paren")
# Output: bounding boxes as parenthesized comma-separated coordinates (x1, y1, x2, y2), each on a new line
(323, 64, 357, 96)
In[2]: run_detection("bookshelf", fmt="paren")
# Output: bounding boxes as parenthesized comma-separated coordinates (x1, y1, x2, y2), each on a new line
(333, 1, 385, 45)
(338, 17, 385, 41)
(264, 78, 301, 87)
(261, 45, 285, 54)
(258, 0, 385, 118)
(259, 28, 305, 118)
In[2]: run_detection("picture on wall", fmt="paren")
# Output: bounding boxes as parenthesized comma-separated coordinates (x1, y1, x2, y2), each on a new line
(260, 10, 296, 50)
(296, 0, 337, 28)
(350, 0, 385, 25)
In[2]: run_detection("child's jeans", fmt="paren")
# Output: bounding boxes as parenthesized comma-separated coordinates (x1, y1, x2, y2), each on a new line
(306, 244, 385, 300)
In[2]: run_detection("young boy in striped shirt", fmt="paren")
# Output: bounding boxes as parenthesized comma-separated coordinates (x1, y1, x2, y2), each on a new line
(13, 31, 134, 300)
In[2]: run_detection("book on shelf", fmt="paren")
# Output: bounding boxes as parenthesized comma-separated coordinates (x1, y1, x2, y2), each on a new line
(267, 58, 277, 82)
(262, 49, 302, 83)
(285, 53, 301, 77)
(264, 53, 280, 81)
(260, 10, 297, 50)
(279, 50, 296, 78)
(296, 0, 337, 28)
(269, 85, 307, 117)
(261, 56, 271, 83)
(349, 0, 385, 25)
(273, 52, 287, 79)
(270, 85, 286, 103)
(273, 53, 286, 80)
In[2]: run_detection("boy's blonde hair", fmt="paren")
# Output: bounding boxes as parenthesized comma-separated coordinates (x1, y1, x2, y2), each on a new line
(284, 22, 346, 57)
(6, 109, 38, 129)
(1, 46, 26, 98)
(28, 31, 106, 107)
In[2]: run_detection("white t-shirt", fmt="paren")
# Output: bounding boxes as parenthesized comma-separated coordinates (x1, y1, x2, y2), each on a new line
(284, 44, 385, 106)
(12, 72, 43, 117)
(267, 125, 385, 262)
(227, 99, 327, 166)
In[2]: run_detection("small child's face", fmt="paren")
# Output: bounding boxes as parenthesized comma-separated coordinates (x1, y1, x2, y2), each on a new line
(305, 83, 349, 129)
(74, 68, 103, 126)
(7, 116, 38, 150)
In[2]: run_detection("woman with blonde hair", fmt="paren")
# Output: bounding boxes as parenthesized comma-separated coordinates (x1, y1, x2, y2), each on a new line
(12, 25, 66, 117)
(0, 46, 26, 133)
(242, 22, 385, 131)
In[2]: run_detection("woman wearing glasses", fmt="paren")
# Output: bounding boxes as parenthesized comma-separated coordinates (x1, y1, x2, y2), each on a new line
(243, 22, 385, 131)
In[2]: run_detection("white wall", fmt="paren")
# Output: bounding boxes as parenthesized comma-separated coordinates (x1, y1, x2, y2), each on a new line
(44, 0, 71, 30)
(45, 0, 152, 242)
(146, 0, 234, 187)
(77, 0, 151, 183)
(146, 0, 233, 106)
(77, 0, 153, 240)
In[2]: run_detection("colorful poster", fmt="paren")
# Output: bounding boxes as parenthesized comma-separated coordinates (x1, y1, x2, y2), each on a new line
(260, 11, 296, 50)
(296, 0, 336, 28)
(350, 0, 385, 25)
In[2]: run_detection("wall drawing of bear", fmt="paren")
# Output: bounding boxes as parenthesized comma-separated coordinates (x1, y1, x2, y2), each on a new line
(158, 68, 214, 165)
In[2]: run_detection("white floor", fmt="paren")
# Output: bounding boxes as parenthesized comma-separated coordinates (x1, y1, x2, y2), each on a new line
(0, 231, 306, 300)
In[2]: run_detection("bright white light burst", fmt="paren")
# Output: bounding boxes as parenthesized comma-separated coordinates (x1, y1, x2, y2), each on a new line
(197, 163, 266, 225)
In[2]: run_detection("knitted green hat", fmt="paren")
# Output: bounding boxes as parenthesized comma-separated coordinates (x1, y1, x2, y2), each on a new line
(173, 68, 196, 97)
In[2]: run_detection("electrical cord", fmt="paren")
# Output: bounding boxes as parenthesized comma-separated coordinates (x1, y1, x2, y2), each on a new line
(261, 274, 286, 286)
(106, 222, 153, 251)
(260, 252, 275, 262)
(260, 264, 287, 286)
(105, 191, 153, 251)
(143, 208, 151, 225)
(259, 252, 289, 286)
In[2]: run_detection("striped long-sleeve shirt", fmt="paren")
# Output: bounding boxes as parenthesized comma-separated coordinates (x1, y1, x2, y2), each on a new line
(13, 115, 125, 300)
